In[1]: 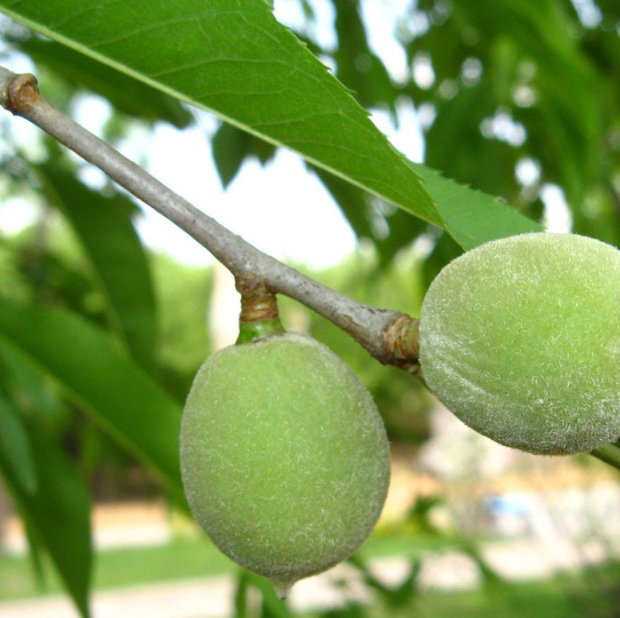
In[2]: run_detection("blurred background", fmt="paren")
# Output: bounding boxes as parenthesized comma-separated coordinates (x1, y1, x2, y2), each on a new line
(1, 0, 620, 616)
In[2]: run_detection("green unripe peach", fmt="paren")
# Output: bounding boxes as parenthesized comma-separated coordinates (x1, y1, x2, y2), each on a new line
(419, 233, 620, 455)
(180, 333, 390, 596)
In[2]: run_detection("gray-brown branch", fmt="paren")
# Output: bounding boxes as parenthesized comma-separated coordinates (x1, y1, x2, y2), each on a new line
(0, 66, 419, 368)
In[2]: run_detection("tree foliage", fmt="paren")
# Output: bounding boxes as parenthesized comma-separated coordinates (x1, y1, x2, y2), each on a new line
(0, 1, 618, 616)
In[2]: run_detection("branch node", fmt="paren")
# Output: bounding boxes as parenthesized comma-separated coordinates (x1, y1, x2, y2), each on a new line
(235, 275, 285, 344)
(8, 73, 40, 115)
(0, 63, 418, 373)
(236, 275, 279, 324)
(383, 313, 420, 370)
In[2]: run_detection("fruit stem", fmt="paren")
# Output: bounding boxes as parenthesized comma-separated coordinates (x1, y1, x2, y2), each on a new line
(236, 275, 285, 344)
(591, 443, 620, 471)
(270, 577, 294, 600)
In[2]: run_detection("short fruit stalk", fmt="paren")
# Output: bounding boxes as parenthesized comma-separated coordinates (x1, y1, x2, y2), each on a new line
(235, 282, 285, 344)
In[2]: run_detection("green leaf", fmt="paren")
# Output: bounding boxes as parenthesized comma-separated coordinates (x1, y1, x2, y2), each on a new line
(423, 80, 522, 204)
(0, 390, 92, 617)
(212, 122, 276, 188)
(410, 163, 543, 250)
(311, 166, 376, 243)
(0, 387, 37, 493)
(407, 0, 607, 241)
(0, 297, 185, 501)
(0, 0, 441, 229)
(244, 572, 292, 618)
(11, 34, 193, 128)
(0, 337, 68, 423)
(332, 0, 398, 116)
(37, 165, 158, 370)
(233, 570, 249, 618)
(461, 543, 503, 587)
(349, 553, 420, 609)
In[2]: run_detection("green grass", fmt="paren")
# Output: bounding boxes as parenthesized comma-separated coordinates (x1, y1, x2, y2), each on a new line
(0, 536, 234, 601)
(2, 533, 620, 618)
(0, 530, 453, 601)
(300, 569, 620, 618)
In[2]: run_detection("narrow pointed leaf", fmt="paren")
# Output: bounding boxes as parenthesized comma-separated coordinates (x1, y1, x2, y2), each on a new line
(0, 339, 66, 420)
(0, 391, 92, 617)
(0, 0, 441, 228)
(12, 34, 193, 127)
(0, 387, 37, 493)
(38, 165, 157, 370)
(409, 163, 543, 249)
(0, 298, 184, 501)
(212, 122, 276, 188)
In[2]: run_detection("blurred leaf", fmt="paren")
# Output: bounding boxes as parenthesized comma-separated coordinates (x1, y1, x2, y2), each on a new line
(211, 123, 250, 189)
(0, 297, 185, 502)
(38, 165, 157, 370)
(150, 253, 213, 391)
(212, 122, 276, 188)
(12, 34, 193, 127)
(410, 494, 441, 515)
(348, 553, 420, 609)
(408, 495, 445, 533)
(244, 572, 291, 618)
(234, 570, 249, 618)
(408, 0, 617, 246)
(423, 80, 522, 202)
(312, 166, 376, 241)
(0, 0, 442, 229)
(322, 605, 368, 618)
(313, 166, 428, 265)
(23, 521, 46, 588)
(332, 0, 399, 116)
(0, 390, 92, 617)
(461, 543, 503, 587)
(0, 386, 37, 493)
(422, 232, 463, 289)
(0, 340, 66, 426)
(10, 229, 108, 326)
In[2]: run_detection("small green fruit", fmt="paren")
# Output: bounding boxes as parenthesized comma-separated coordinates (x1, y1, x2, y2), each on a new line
(419, 233, 620, 455)
(180, 333, 390, 596)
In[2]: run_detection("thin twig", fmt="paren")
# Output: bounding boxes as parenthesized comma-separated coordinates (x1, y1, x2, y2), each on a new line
(0, 66, 419, 367)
